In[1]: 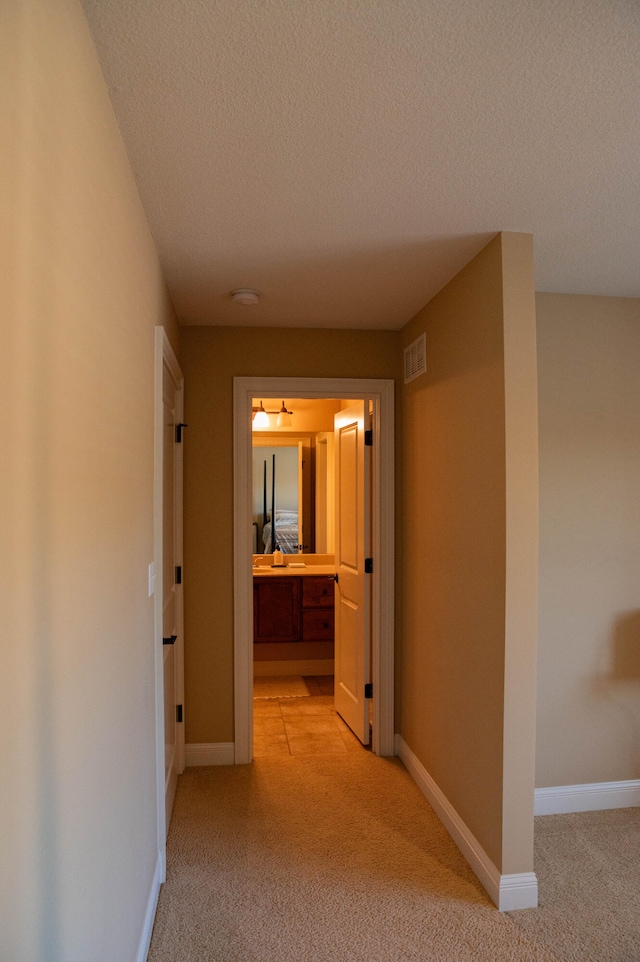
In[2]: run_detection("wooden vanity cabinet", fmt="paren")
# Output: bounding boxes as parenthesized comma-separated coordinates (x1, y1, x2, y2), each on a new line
(253, 577, 300, 643)
(253, 575, 334, 645)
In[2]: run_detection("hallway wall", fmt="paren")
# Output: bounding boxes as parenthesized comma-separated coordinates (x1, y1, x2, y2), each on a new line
(1, 1, 179, 959)
(182, 236, 539, 890)
(399, 233, 538, 875)
(181, 327, 400, 743)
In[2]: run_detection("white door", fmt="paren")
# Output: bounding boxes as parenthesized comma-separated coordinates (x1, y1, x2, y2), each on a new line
(333, 401, 371, 745)
(160, 347, 184, 832)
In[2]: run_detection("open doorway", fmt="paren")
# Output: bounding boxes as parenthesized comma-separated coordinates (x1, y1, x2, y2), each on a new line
(233, 377, 395, 764)
(251, 397, 367, 757)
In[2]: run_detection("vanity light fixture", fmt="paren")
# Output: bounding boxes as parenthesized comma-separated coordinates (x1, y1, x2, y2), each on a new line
(276, 401, 292, 428)
(251, 400, 294, 429)
(252, 401, 270, 428)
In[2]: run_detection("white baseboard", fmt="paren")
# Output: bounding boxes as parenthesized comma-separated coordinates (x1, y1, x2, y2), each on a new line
(185, 742, 235, 767)
(395, 735, 538, 912)
(136, 851, 162, 962)
(534, 780, 640, 815)
(253, 659, 334, 676)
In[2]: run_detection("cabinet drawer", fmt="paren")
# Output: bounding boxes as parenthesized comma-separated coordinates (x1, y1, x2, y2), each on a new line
(301, 608, 334, 642)
(302, 576, 334, 608)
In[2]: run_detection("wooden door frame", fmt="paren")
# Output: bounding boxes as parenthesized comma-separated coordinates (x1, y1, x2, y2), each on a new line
(154, 327, 185, 878)
(233, 376, 395, 763)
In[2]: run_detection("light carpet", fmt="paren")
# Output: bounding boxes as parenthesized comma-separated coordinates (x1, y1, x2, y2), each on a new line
(148, 753, 640, 962)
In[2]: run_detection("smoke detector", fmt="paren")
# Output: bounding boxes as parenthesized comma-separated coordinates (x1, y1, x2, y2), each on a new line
(231, 288, 260, 306)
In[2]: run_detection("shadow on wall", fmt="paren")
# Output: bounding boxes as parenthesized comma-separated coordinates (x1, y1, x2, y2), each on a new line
(611, 610, 640, 681)
(592, 610, 640, 774)
(589, 610, 640, 773)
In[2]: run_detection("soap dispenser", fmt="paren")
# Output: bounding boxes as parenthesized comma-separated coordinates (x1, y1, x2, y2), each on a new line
(272, 544, 284, 567)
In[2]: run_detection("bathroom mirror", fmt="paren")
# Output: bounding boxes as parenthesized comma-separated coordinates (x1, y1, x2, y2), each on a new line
(250, 398, 341, 558)
(252, 435, 313, 554)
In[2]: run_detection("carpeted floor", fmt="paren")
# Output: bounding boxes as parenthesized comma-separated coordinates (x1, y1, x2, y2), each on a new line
(147, 752, 640, 962)
(510, 808, 640, 961)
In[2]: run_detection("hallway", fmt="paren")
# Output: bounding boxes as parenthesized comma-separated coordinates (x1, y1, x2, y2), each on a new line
(147, 730, 640, 961)
(147, 750, 502, 962)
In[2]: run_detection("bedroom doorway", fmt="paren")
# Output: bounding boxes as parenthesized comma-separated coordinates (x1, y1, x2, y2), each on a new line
(233, 377, 395, 764)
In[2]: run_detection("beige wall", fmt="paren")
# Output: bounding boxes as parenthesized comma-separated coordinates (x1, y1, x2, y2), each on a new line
(536, 293, 640, 787)
(1, 1, 178, 959)
(398, 233, 538, 873)
(181, 327, 400, 743)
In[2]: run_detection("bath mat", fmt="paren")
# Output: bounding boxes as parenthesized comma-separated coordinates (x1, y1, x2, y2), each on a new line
(253, 675, 311, 699)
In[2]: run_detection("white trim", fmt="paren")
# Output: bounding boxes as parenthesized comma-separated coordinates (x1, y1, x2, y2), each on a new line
(315, 432, 335, 553)
(497, 872, 539, 912)
(185, 742, 236, 767)
(135, 852, 162, 962)
(154, 328, 185, 880)
(153, 329, 167, 876)
(534, 780, 640, 816)
(395, 735, 538, 911)
(234, 377, 395, 764)
(173, 377, 186, 777)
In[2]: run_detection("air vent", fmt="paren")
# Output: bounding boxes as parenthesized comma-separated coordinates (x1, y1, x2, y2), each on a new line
(404, 333, 427, 383)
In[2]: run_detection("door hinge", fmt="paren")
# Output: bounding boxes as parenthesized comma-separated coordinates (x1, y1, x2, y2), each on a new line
(175, 565, 182, 584)
(364, 557, 373, 574)
(364, 683, 373, 699)
(364, 429, 373, 446)
(176, 704, 183, 723)
(175, 422, 188, 443)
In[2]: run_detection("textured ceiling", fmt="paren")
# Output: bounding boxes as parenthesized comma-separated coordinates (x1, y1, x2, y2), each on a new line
(82, 0, 640, 329)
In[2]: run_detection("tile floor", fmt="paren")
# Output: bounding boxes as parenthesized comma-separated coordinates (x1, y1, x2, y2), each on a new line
(253, 675, 366, 757)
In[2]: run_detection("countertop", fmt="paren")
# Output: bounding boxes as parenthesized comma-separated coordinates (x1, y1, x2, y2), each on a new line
(252, 564, 336, 577)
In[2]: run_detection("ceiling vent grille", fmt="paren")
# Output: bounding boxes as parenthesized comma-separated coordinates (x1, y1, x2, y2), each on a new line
(404, 333, 427, 383)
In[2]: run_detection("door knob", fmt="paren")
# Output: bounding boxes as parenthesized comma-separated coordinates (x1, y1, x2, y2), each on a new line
(327, 574, 338, 583)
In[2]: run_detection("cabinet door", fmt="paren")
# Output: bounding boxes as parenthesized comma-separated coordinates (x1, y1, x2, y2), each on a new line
(253, 577, 300, 643)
